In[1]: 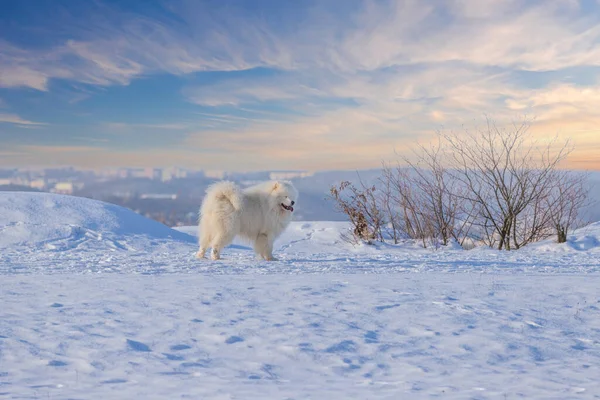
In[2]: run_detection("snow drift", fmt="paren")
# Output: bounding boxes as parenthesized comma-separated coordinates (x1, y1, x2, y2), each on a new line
(0, 192, 195, 249)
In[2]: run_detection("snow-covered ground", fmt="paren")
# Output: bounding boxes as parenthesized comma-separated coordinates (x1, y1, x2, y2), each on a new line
(1, 192, 600, 399)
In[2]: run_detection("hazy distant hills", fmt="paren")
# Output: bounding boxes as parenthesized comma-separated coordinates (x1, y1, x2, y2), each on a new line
(1, 169, 598, 226)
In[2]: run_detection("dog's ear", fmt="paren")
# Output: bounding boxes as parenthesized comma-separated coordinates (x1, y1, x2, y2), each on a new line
(272, 181, 280, 191)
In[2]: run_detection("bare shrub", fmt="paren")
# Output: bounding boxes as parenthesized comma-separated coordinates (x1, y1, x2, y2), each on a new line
(378, 166, 401, 244)
(329, 116, 589, 250)
(378, 137, 478, 248)
(329, 180, 385, 244)
(546, 170, 589, 243)
(444, 117, 574, 250)
(382, 164, 426, 244)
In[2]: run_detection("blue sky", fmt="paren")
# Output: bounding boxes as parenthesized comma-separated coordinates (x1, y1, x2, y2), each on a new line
(1, 0, 600, 171)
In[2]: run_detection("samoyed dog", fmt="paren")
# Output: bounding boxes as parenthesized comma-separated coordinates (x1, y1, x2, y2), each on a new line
(196, 180, 298, 261)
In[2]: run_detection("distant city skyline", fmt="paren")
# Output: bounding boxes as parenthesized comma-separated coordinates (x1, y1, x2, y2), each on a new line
(0, 165, 315, 191)
(0, 165, 332, 226)
(2, 0, 600, 171)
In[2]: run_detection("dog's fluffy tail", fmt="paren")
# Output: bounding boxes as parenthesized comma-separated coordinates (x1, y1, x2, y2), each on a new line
(201, 181, 244, 214)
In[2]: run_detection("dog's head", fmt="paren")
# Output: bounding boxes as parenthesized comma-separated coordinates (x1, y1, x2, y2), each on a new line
(271, 181, 299, 214)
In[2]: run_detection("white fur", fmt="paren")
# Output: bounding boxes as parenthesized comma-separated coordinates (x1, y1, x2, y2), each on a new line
(196, 180, 298, 261)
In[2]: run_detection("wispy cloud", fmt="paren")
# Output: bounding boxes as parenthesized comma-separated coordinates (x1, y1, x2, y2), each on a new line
(0, 113, 47, 126)
(105, 122, 190, 131)
(2, 0, 600, 170)
(0, 0, 296, 91)
(183, 105, 438, 171)
(185, 77, 321, 107)
(4, 0, 599, 91)
(507, 84, 600, 114)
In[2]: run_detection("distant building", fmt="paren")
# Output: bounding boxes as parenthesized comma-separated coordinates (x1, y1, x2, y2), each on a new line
(30, 179, 46, 190)
(6, 176, 31, 186)
(52, 182, 74, 195)
(143, 168, 162, 180)
(269, 171, 313, 180)
(98, 168, 126, 179)
(140, 193, 178, 200)
(0, 178, 12, 186)
(161, 170, 172, 182)
(174, 168, 187, 179)
(161, 167, 188, 181)
(130, 168, 149, 179)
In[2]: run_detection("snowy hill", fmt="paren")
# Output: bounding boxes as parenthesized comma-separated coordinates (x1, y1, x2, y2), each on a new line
(0, 191, 194, 249)
(1, 192, 600, 399)
(0, 192, 196, 272)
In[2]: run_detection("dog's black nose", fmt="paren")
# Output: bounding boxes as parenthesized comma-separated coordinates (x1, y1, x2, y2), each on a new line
(291, 201, 295, 206)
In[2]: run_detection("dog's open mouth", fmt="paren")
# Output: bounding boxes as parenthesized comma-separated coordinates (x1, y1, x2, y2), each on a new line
(281, 203, 294, 212)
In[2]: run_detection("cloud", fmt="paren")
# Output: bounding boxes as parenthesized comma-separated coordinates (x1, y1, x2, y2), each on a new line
(0, 38, 143, 91)
(336, 0, 600, 72)
(182, 104, 442, 171)
(2, 0, 600, 171)
(0, 145, 115, 168)
(0, 113, 47, 126)
(449, 0, 522, 19)
(501, 84, 600, 153)
(180, 72, 600, 171)
(184, 63, 511, 117)
(0, 1, 297, 91)
(105, 122, 190, 131)
(2, 109, 599, 170)
(17, 145, 102, 154)
(0, 42, 53, 91)
(3, 0, 600, 91)
(507, 84, 600, 112)
(185, 76, 322, 107)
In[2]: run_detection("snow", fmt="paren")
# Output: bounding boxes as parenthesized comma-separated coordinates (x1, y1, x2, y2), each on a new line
(1, 192, 600, 399)
(0, 191, 193, 249)
(0, 192, 194, 274)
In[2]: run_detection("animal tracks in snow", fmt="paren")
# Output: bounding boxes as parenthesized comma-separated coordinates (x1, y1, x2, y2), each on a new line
(2, 195, 600, 398)
(1, 274, 600, 398)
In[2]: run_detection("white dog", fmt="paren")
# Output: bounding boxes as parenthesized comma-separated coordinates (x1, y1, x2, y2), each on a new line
(196, 180, 298, 261)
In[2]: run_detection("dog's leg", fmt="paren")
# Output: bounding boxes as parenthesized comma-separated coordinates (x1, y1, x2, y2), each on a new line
(265, 235, 277, 261)
(254, 233, 268, 260)
(197, 234, 210, 259)
(210, 236, 225, 260)
(255, 233, 277, 261)
(210, 230, 235, 261)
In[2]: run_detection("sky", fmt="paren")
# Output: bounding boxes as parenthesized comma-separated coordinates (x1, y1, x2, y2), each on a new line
(1, 0, 600, 172)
